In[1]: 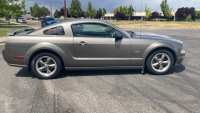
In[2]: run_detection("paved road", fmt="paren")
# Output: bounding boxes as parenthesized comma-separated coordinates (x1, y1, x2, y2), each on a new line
(0, 28, 200, 113)
(9, 19, 41, 28)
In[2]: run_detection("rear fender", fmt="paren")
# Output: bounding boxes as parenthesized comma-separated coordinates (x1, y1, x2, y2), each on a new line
(25, 42, 68, 65)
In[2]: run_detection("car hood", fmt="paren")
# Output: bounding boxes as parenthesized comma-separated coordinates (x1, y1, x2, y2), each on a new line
(19, 19, 26, 21)
(47, 20, 57, 23)
(133, 32, 182, 43)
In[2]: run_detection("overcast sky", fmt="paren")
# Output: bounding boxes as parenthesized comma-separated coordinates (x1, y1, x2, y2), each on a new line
(24, 0, 200, 14)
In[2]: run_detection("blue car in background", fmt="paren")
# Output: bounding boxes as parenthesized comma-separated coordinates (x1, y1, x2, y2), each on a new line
(41, 17, 58, 27)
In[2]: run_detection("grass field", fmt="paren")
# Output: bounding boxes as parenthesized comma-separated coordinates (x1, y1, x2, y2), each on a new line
(0, 20, 17, 25)
(0, 20, 8, 24)
(109, 21, 200, 29)
(0, 26, 32, 37)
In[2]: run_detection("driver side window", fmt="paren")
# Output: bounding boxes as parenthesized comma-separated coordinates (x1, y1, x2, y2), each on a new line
(71, 23, 126, 38)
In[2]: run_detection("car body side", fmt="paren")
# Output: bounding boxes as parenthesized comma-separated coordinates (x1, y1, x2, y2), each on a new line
(2, 19, 184, 70)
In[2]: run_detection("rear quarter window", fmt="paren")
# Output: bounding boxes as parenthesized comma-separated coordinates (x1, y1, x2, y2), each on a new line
(43, 26, 65, 35)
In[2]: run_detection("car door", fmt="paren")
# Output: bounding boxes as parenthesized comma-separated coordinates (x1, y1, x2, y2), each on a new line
(72, 23, 132, 67)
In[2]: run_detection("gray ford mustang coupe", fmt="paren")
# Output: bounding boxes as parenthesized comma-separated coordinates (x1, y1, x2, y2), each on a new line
(2, 19, 185, 79)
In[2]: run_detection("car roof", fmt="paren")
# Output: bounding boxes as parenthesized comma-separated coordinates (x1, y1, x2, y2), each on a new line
(44, 17, 54, 18)
(60, 18, 107, 24)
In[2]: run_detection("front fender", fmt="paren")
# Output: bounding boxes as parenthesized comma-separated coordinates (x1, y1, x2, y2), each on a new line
(142, 42, 178, 62)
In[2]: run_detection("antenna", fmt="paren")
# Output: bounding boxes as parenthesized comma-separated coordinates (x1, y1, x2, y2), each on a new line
(140, 1, 142, 39)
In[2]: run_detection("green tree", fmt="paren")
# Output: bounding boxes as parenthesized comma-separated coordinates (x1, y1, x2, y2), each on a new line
(102, 8, 106, 16)
(31, 3, 41, 17)
(123, 5, 128, 16)
(185, 15, 192, 21)
(54, 9, 59, 18)
(40, 6, 50, 16)
(128, 4, 134, 20)
(119, 5, 123, 12)
(85, 2, 96, 18)
(0, 0, 26, 18)
(69, 0, 82, 17)
(195, 10, 200, 19)
(160, 0, 173, 19)
(113, 7, 119, 15)
(97, 8, 102, 15)
(30, 7, 32, 15)
(145, 6, 151, 19)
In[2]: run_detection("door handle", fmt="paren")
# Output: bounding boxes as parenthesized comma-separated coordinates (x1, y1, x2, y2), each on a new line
(76, 41, 88, 46)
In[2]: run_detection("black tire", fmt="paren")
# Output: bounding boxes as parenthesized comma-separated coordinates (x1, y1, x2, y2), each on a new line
(42, 23, 46, 27)
(146, 50, 174, 75)
(31, 52, 63, 79)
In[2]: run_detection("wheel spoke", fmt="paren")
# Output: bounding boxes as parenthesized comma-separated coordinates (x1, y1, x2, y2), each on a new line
(159, 64, 164, 70)
(47, 68, 51, 74)
(154, 56, 159, 61)
(47, 57, 51, 64)
(162, 61, 169, 64)
(39, 60, 45, 65)
(161, 54, 165, 60)
(39, 67, 45, 71)
(48, 64, 55, 68)
(152, 63, 159, 67)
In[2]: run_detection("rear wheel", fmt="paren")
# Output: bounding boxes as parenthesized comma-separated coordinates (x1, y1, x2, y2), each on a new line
(146, 50, 174, 75)
(31, 52, 62, 79)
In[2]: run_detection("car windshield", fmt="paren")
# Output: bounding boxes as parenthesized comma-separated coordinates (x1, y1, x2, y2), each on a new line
(19, 18, 25, 19)
(46, 18, 55, 21)
(106, 21, 131, 37)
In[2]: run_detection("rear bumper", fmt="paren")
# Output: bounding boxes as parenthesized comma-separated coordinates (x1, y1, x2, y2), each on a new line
(2, 48, 28, 67)
(176, 50, 186, 65)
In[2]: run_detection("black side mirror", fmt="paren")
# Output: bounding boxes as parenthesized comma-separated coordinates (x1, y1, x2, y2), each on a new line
(113, 32, 123, 39)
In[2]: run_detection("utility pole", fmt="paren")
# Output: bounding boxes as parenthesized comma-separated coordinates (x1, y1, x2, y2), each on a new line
(50, 5, 52, 17)
(64, 0, 66, 19)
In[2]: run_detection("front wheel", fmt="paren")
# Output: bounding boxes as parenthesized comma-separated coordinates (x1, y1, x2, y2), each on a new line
(146, 50, 174, 75)
(31, 52, 62, 79)
(42, 23, 46, 27)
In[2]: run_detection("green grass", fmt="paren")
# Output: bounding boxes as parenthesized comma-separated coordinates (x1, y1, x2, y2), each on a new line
(0, 20, 8, 24)
(0, 26, 33, 37)
(0, 20, 17, 25)
(110, 21, 200, 29)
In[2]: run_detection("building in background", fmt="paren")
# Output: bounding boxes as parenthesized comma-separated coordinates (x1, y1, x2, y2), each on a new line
(22, 14, 34, 20)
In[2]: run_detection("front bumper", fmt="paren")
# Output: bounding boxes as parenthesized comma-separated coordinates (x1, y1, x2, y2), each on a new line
(176, 50, 186, 65)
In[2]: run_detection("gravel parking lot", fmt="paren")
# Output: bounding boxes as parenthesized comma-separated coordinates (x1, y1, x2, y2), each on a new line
(0, 28, 200, 113)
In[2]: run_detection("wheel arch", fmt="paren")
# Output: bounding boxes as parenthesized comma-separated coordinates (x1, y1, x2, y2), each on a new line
(143, 43, 178, 67)
(25, 42, 67, 70)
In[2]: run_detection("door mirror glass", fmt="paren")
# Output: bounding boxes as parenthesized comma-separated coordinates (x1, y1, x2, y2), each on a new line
(113, 32, 123, 38)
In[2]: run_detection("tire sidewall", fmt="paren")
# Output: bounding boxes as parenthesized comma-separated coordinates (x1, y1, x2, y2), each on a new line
(146, 50, 174, 75)
(31, 52, 62, 79)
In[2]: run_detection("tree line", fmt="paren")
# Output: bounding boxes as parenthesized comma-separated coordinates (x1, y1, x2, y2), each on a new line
(144, 0, 199, 21)
(54, 0, 106, 19)
(30, 4, 50, 18)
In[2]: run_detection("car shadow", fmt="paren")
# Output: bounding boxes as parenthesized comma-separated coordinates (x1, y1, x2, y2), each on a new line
(15, 64, 185, 79)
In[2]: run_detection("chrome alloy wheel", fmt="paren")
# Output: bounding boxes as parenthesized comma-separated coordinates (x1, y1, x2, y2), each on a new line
(35, 56, 57, 77)
(151, 53, 171, 73)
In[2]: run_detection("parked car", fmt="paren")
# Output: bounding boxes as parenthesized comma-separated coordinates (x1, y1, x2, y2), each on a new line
(2, 19, 185, 79)
(139, 19, 146, 21)
(18, 17, 27, 23)
(6, 17, 10, 21)
(41, 17, 58, 27)
(16, 17, 20, 22)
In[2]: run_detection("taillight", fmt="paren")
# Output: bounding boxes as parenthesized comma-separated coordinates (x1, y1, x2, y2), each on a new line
(14, 57, 24, 60)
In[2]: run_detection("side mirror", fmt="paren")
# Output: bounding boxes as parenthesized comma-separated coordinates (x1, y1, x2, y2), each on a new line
(113, 32, 123, 39)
